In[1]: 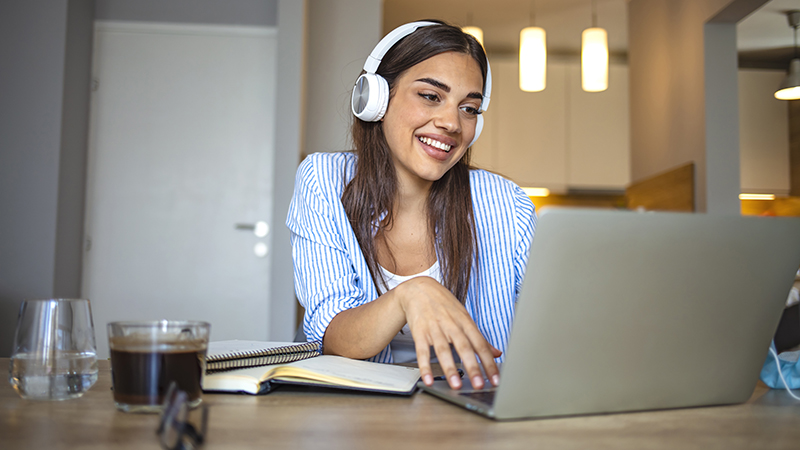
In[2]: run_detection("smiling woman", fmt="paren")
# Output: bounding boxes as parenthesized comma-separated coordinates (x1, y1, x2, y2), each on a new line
(382, 52, 483, 185)
(286, 21, 536, 393)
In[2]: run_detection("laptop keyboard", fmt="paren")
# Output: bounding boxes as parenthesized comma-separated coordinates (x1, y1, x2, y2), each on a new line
(458, 390, 496, 405)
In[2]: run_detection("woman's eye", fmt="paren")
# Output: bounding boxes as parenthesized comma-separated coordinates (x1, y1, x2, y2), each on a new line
(460, 105, 482, 116)
(419, 93, 440, 102)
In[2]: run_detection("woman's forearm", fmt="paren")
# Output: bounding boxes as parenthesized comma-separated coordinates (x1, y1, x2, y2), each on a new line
(322, 287, 407, 359)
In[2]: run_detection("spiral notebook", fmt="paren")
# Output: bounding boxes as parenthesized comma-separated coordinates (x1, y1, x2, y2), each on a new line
(206, 340, 322, 373)
(203, 340, 420, 395)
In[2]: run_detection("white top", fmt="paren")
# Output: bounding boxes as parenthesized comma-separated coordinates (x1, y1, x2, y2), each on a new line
(379, 260, 442, 291)
(379, 261, 442, 363)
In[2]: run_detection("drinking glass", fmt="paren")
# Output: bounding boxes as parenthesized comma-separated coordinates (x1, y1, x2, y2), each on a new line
(108, 320, 210, 413)
(9, 299, 99, 400)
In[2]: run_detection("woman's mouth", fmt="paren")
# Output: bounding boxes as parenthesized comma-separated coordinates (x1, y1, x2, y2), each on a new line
(417, 136, 452, 153)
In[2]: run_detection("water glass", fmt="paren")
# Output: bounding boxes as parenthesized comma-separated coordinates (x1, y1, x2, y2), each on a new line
(8, 298, 98, 400)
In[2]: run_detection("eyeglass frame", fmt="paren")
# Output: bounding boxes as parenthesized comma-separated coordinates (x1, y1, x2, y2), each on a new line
(156, 382, 209, 450)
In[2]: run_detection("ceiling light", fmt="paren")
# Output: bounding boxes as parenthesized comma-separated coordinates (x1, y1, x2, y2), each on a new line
(739, 193, 775, 200)
(581, 0, 608, 92)
(775, 10, 800, 100)
(523, 187, 550, 197)
(520, 2, 546, 92)
(520, 28, 546, 92)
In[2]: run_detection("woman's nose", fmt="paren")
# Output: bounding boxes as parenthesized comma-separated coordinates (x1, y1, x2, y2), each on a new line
(433, 105, 461, 134)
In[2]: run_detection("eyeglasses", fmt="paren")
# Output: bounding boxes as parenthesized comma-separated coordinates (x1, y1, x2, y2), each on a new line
(157, 382, 209, 450)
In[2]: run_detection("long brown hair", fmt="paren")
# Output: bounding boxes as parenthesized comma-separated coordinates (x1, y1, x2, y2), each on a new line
(341, 22, 486, 303)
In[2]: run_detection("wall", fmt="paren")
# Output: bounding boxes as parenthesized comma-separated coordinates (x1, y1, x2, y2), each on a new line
(0, 0, 289, 357)
(628, 0, 732, 212)
(704, 19, 741, 214)
(56, 0, 95, 315)
(95, 0, 277, 26)
(0, 1, 94, 357)
(629, 0, 774, 214)
(739, 69, 790, 195)
(792, 100, 800, 196)
(304, 0, 382, 155)
(270, 0, 307, 340)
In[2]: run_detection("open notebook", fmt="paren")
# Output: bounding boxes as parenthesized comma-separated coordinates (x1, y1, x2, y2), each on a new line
(202, 340, 420, 395)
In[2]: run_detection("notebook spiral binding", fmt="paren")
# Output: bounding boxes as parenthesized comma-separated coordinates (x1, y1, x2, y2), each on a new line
(205, 341, 323, 374)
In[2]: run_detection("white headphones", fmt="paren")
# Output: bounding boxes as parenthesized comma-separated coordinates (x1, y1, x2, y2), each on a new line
(351, 21, 492, 148)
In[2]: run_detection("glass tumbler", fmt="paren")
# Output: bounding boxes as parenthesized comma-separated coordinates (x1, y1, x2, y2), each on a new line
(9, 299, 99, 400)
(108, 320, 210, 413)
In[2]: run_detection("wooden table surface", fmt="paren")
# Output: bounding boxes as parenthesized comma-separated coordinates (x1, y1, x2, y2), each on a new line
(2, 358, 800, 449)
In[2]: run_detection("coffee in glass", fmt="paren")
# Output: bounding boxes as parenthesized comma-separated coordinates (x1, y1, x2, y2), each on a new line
(108, 321, 210, 413)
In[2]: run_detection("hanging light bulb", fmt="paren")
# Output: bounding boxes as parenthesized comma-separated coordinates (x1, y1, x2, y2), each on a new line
(581, 0, 608, 92)
(775, 11, 800, 100)
(520, 27, 546, 92)
(520, 2, 546, 92)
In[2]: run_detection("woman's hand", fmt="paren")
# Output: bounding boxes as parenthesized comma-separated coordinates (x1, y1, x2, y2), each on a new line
(395, 276, 502, 390)
(321, 275, 501, 390)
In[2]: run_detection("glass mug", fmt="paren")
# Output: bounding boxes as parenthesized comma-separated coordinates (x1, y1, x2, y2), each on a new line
(108, 321, 210, 413)
(9, 299, 99, 400)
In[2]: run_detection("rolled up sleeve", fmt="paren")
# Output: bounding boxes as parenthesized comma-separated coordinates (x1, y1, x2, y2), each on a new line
(287, 155, 370, 343)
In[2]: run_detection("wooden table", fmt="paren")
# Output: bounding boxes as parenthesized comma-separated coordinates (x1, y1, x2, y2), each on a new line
(2, 359, 799, 449)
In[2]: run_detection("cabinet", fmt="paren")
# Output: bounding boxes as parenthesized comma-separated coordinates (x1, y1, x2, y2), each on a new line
(471, 61, 790, 195)
(472, 57, 630, 193)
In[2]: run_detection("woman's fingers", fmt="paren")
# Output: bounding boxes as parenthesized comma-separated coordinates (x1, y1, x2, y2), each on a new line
(462, 327, 502, 387)
(398, 277, 501, 390)
(419, 312, 500, 390)
(429, 327, 462, 389)
(415, 340, 434, 386)
(449, 331, 485, 389)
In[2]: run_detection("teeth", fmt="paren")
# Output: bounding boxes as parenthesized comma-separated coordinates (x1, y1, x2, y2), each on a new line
(418, 136, 452, 152)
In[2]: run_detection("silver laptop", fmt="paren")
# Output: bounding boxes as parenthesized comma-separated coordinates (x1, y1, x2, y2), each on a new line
(419, 208, 800, 420)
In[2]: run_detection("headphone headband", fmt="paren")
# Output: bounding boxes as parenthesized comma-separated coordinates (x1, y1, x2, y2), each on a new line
(362, 21, 438, 74)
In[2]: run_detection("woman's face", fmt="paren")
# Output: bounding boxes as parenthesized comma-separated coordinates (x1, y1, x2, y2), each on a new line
(382, 51, 483, 191)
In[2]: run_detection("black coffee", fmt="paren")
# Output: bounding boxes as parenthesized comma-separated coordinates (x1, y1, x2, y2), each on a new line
(110, 348, 204, 406)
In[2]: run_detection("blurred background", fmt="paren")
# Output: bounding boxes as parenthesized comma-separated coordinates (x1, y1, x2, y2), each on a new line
(1, 0, 798, 357)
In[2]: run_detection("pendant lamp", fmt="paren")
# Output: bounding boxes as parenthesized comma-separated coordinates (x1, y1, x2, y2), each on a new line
(775, 10, 800, 101)
(520, 2, 546, 92)
(581, 0, 608, 92)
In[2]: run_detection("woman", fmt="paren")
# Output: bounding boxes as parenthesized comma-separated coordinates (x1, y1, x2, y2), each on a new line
(287, 21, 536, 390)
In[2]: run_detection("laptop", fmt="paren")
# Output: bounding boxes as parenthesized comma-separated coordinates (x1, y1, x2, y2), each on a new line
(419, 208, 800, 420)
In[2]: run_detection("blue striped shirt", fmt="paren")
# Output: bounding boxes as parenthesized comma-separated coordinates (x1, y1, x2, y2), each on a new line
(286, 151, 537, 363)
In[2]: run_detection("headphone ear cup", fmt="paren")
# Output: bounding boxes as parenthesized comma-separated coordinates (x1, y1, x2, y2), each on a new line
(469, 114, 484, 148)
(351, 73, 390, 122)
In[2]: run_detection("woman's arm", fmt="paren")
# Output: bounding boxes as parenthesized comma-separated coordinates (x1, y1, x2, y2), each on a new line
(288, 154, 378, 348)
(325, 276, 501, 390)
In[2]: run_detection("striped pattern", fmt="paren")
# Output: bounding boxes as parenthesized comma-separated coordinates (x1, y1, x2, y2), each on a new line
(286, 152, 537, 363)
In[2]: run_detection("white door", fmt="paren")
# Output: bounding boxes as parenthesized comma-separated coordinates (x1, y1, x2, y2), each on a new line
(83, 21, 277, 357)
